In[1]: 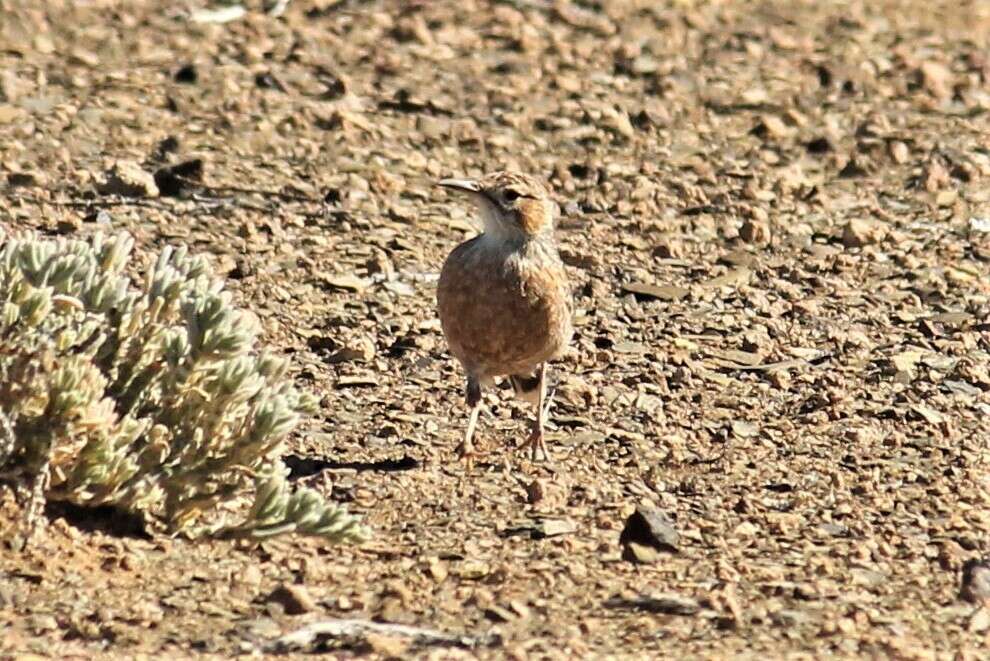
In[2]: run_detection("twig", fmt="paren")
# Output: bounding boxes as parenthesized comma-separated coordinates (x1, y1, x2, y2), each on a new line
(9, 193, 173, 212)
(9, 191, 344, 221)
(264, 618, 498, 653)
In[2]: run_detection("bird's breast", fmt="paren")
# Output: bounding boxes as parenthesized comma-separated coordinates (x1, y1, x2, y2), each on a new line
(437, 236, 573, 378)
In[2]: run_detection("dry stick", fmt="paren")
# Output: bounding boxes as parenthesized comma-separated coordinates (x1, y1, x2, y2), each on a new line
(9, 191, 340, 220)
(8, 194, 174, 211)
(264, 618, 496, 653)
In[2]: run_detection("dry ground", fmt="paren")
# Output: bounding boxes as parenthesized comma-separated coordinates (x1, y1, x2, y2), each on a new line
(3, 0, 990, 658)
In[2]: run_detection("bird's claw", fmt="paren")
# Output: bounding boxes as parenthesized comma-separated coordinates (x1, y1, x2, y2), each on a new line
(526, 428, 550, 462)
(456, 441, 477, 471)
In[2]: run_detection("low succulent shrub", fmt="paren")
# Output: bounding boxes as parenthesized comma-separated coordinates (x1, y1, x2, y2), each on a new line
(0, 228, 367, 543)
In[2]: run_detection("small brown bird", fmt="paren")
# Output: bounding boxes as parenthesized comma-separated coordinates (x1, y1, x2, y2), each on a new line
(436, 171, 573, 465)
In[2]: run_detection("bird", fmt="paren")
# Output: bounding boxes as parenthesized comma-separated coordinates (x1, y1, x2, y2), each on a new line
(435, 171, 573, 467)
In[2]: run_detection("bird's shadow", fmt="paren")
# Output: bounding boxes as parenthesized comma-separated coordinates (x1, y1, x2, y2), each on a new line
(284, 453, 420, 478)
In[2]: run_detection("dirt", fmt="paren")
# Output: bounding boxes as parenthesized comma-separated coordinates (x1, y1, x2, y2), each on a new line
(3, 0, 990, 657)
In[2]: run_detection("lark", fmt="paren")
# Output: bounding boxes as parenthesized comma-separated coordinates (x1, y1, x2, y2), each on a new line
(436, 171, 573, 466)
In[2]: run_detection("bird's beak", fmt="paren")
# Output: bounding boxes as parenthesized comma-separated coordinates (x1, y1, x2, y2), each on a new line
(437, 178, 481, 194)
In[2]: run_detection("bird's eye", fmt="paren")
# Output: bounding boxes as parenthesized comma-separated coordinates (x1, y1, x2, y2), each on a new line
(503, 190, 520, 202)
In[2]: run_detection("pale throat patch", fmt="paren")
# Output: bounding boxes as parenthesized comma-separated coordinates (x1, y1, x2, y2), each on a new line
(473, 195, 519, 243)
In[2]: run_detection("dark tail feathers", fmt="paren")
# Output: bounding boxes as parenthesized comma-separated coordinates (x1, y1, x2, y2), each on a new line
(509, 372, 541, 405)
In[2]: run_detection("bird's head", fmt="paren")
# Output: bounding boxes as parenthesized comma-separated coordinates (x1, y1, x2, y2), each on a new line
(438, 171, 556, 243)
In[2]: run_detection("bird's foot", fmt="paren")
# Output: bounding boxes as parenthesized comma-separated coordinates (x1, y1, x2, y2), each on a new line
(526, 427, 550, 462)
(456, 441, 478, 471)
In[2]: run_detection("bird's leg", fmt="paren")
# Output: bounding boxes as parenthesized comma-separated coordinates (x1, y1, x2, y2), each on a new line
(527, 363, 551, 461)
(458, 376, 482, 470)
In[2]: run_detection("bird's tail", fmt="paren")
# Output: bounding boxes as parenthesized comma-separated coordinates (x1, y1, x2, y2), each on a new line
(509, 372, 542, 406)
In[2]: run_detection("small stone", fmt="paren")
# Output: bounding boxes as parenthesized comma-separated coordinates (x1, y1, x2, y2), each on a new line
(969, 217, 990, 233)
(425, 556, 448, 583)
(731, 420, 759, 438)
(0, 104, 26, 123)
(240, 564, 263, 588)
(841, 218, 886, 248)
(266, 584, 317, 615)
(888, 140, 910, 164)
(28, 614, 58, 633)
(613, 341, 646, 354)
(416, 114, 451, 140)
(240, 617, 282, 639)
(923, 158, 950, 192)
(970, 608, 990, 633)
(960, 559, 990, 604)
(918, 60, 953, 100)
(720, 250, 757, 268)
(456, 560, 489, 579)
(509, 599, 531, 619)
(365, 633, 410, 657)
(601, 105, 634, 138)
(838, 154, 873, 178)
(890, 349, 924, 374)
(739, 218, 770, 245)
(98, 160, 159, 198)
(533, 518, 577, 539)
(619, 505, 679, 560)
(84, 209, 114, 226)
(526, 479, 545, 504)
(555, 375, 596, 408)
(318, 272, 370, 293)
(733, 521, 759, 537)
(336, 374, 378, 388)
(56, 217, 82, 234)
(606, 593, 700, 615)
(935, 189, 957, 207)
(326, 337, 376, 363)
(752, 115, 793, 139)
(622, 542, 663, 564)
(771, 609, 809, 627)
(485, 605, 516, 622)
(621, 282, 690, 301)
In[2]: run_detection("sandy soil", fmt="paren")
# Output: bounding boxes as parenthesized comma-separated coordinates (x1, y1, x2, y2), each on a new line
(3, 0, 990, 658)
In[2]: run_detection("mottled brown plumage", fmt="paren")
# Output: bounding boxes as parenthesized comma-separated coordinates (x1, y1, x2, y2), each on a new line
(436, 171, 573, 465)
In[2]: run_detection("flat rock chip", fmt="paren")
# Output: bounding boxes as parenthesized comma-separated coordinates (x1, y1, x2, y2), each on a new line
(605, 593, 700, 616)
(532, 518, 577, 539)
(97, 160, 159, 198)
(622, 542, 663, 564)
(619, 506, 679, 556)
(841, 218, 886, 248)
(621, 282, 690, 301)
(266, 584, 317, 616)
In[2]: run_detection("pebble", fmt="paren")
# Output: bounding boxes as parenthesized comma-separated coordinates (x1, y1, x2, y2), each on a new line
(960, 559, 990, 604)
(266, 584, 317, 615)
(619, 506, 679, 563)
(97, 160, 159, 198)
(841, 218, 886, 248)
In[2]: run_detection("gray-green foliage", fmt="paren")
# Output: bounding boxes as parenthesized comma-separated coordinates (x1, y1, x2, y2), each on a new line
(0, 229, 367, 543)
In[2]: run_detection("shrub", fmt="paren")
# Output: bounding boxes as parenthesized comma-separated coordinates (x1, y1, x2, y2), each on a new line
(0, 229, 367, 543)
